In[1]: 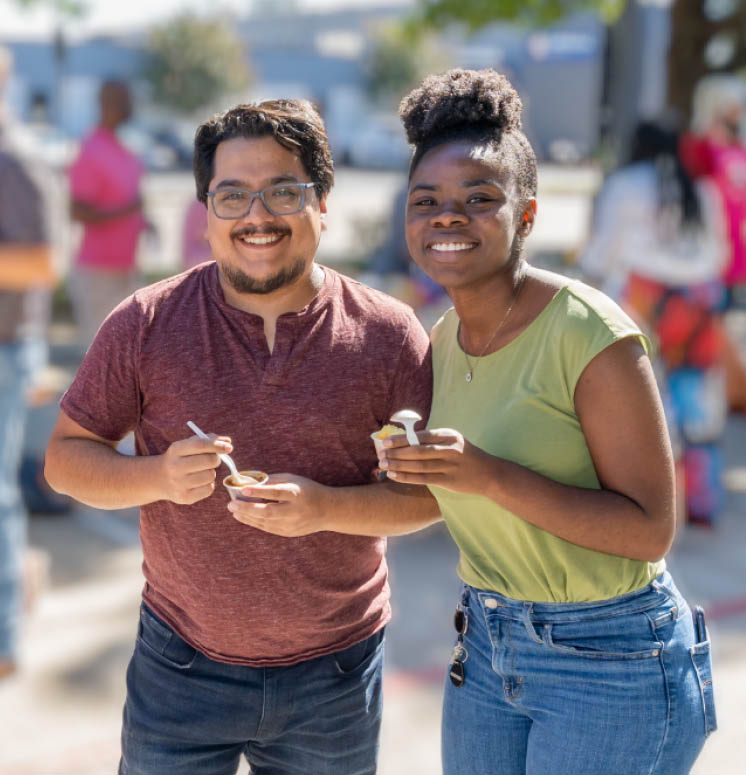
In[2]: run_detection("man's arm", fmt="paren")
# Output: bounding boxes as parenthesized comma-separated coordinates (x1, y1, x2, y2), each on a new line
(45, 410, 232, 509)
(226, 473, 442, 538)
(70, 198, 142, 224)
(0, 244, 55, 290)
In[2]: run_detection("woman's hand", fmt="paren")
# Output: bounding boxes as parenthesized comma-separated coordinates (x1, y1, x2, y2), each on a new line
(380, 428, 491, 494)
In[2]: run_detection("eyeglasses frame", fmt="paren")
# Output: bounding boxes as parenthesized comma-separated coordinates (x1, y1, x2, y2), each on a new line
(207, 181, 318, 219)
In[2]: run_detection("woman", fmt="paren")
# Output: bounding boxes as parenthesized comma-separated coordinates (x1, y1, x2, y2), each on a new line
(380, 69, 716, 774)
(581, 121, 728, 527)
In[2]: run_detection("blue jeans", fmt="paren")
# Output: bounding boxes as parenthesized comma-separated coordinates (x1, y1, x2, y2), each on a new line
(120, 605, 384, 775)
(442, 573, 716, 775)
(0, 339, 45, 661)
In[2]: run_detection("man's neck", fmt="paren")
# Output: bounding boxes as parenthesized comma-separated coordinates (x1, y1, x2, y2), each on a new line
(219, 263, 325, 352)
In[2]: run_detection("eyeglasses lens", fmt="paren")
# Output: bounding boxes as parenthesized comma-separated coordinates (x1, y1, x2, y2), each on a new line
(265, 185, 303, 214)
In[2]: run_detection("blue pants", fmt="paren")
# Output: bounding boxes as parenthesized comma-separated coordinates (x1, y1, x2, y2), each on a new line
(0, 339, 45, 661)
(120, 604, 384, 775)
(442, 572, 716, 775)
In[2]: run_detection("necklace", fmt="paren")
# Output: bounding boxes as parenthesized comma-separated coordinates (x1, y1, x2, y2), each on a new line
(460, 269, 527, 384)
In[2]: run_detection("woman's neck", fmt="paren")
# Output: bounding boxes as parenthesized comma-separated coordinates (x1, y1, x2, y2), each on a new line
(452, 262, 524, 330)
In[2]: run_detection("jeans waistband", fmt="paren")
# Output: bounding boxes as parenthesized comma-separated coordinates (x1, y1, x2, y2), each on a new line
(462, 572, 684, 625)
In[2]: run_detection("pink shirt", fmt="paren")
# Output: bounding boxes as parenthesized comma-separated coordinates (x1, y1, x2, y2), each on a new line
(69, 127, 145, 270)
(709, 142, 746, 285)
(60, 264, 433, 666)
(182, 198, 211, 269)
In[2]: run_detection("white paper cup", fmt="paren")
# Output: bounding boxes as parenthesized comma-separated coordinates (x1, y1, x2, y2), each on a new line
(223, 470, 270, 503)
(370, 428, 406, 478)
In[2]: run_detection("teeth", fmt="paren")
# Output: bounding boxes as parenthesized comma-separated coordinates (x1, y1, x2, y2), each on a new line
(430, 242, 475, 252)
(239, 235, 283, 245)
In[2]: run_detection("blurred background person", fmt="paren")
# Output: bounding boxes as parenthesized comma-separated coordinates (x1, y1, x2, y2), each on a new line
(68, 80, 147, 350)
(0, 45, 55, 681)
(681, 75, 746, 311)
(680, 75, 746, 412)
(181, 196, 211, 269)
(580, 121, 728, 528)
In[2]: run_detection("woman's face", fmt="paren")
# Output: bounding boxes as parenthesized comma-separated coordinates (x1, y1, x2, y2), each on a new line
(405, 140, 534, 291)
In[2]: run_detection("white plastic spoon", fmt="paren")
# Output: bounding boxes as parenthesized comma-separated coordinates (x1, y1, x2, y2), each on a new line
(186, 421, 256, 485)
(390, 409, 421, 446)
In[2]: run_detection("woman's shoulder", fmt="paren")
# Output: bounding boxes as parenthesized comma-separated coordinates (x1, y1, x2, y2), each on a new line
(530, 269, 642, 342)
(430, 305, 458, 344)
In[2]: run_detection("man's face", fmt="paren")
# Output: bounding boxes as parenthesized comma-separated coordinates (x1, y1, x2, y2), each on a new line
(206, 135, 327, 296)
(100, 82, 132, 127)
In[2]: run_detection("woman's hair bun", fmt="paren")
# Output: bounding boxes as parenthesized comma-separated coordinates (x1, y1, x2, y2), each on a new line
(399, 68, 523, 146)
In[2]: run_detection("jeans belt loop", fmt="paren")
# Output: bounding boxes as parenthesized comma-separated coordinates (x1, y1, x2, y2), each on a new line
(651, 577, 675, 604)
(521, 603, 542, 643)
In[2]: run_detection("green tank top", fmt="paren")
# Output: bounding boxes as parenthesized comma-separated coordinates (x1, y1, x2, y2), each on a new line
(427, 281, 666, 603)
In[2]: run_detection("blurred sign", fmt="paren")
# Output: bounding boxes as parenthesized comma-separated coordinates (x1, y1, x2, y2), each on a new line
(526, 32, 599, 62)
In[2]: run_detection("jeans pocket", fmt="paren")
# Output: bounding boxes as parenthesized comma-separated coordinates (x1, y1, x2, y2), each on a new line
(544, 617, 663, 660)
(690, 640, 717, 737)
(137, 605, 198, 670)
(332, 629, 385, 675)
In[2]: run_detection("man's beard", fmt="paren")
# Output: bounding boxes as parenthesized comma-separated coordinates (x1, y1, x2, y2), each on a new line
(218, 258, 306, 295)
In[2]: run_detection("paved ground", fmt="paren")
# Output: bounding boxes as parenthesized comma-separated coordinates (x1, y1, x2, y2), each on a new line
(1, 409, 745, 774)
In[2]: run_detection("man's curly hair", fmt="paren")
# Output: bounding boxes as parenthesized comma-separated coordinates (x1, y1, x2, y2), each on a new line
(193, 100, 334, 205)
(399, 68, 537, 205)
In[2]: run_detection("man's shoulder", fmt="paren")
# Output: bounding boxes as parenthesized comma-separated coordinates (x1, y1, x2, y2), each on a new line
(74, 129, 118, 166)
(128, 263, 211, 318)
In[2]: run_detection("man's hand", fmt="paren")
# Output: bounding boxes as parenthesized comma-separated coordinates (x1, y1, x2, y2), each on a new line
(158, 434, 232, 505)
(227, 474, 332, 537)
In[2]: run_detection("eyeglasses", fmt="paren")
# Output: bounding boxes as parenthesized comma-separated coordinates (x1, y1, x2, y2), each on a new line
(449, 607, 468, 688)
(207, 182, 317, 219)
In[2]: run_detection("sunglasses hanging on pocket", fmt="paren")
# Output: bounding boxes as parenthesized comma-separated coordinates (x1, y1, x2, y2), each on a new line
(449, 607, 469, 687)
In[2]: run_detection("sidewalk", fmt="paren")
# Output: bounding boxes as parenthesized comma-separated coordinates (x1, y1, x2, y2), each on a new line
(1, 414, 745, 774)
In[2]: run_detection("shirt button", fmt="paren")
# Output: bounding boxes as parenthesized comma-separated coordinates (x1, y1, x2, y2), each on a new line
(484, 598, 499, 609)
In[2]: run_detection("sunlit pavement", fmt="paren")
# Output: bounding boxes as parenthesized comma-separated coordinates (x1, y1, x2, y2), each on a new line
(1, 417, 745, 773)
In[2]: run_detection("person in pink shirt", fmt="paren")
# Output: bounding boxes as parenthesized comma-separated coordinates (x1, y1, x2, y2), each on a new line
(68, 80, 146, 347)
(181, 197, 211, 269)
(680, 75, 746, 308)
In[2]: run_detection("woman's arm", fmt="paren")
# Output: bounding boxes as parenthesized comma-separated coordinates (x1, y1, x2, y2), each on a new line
(381, 337, 676, 562)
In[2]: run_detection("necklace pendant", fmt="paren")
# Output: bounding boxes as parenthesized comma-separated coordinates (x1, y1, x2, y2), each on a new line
(465, 371, 473, 383)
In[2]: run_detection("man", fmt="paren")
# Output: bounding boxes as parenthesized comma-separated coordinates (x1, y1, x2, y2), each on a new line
(0, 46, 55, 680)
(68, 80, 146, 348)
(45, 100, 437, 774)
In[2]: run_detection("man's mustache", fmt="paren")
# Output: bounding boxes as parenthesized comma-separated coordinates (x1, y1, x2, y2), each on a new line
(231, 226, 291, 239)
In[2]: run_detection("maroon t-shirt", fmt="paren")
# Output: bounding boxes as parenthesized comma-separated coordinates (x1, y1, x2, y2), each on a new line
(61, 263, 432, 666)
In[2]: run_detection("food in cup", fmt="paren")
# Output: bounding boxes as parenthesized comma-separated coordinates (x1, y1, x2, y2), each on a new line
(370, 424, 406, 479)
(223, 470, 271, 503)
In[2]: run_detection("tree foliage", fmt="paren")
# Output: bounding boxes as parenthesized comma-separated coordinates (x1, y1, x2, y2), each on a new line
(143, 13, 251, 115)
(366, 23, 448, 106)
(412, 0, 626, 30)
(10, 0, 87, 17)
